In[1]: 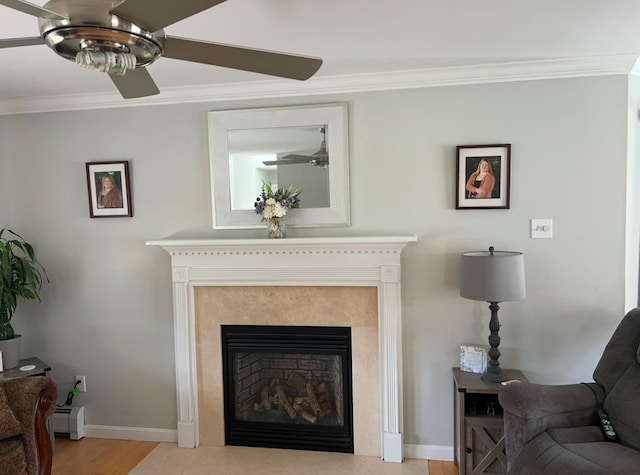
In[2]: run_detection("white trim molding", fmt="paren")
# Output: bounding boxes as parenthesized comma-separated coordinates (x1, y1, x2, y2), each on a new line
(83, 425, 178, 443)
(81, 425, 454, 462)
(147, 235, 417, 463)
(1, 54, 637, 115)
(404, 444, 454, 461)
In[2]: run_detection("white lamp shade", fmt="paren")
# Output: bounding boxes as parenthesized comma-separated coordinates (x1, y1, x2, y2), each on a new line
(460, 249, 526, 302)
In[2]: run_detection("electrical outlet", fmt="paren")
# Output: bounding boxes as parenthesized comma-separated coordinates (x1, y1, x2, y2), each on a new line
(75, 375, 86, 393)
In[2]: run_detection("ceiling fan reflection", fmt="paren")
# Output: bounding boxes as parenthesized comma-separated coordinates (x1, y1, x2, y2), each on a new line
(263, 127, 328, 168)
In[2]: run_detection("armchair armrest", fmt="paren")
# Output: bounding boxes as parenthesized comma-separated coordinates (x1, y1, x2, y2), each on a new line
(498, 382, 605, 470)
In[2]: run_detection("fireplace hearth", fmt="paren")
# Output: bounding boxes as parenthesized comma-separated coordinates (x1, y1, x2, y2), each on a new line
(222, 325, 354, 453)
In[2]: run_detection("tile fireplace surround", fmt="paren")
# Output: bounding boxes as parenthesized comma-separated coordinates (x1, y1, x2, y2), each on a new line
(148, 235, 416, 463)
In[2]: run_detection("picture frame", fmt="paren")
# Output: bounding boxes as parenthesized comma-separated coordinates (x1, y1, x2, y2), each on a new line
(456, 144, 511, 209)
(86, 161, 133, 218)
(460, 344, 489, 374)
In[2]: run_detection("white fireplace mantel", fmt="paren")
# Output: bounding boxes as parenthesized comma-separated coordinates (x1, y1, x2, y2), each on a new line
(147, 235, 416, 463)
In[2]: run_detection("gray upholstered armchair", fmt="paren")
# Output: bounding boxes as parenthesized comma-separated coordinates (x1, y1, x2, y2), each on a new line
(499, 307, 640, 474)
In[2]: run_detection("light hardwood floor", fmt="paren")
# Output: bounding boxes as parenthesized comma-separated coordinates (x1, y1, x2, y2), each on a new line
(427, 459, 459, 475)
(52, 437, 459, 474)
(52, 437, 159, 475)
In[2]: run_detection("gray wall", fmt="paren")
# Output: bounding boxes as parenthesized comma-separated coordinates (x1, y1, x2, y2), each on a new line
(0, 75, 631, 450)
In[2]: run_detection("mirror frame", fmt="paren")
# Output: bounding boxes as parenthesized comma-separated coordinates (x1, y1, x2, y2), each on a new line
(208, 103, 350, 229)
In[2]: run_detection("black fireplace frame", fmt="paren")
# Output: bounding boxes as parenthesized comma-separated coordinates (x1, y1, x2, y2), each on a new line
(222, 325, 354, 453)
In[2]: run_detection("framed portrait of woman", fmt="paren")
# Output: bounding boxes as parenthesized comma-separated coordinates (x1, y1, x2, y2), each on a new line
(456, 144, 511, 209)
(86, 160, 133, 218)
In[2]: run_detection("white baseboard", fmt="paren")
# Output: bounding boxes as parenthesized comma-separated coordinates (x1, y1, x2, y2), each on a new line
(80, 426, 451, 462)
(403, 444, 454, 461)
(82, 425, 178, 443)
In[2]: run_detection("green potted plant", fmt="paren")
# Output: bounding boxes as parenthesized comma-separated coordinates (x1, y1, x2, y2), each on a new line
(0, 228, 48, 369)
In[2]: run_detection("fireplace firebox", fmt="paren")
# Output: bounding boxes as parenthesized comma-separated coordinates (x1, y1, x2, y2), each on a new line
(222, 325, 354, 453)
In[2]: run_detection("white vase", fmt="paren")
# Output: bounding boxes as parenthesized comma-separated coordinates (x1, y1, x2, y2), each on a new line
(0, 335, 22, 369)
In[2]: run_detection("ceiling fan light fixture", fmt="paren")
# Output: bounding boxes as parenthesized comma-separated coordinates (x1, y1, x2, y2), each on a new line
(75, 50, 137, 75)
(310, 158, 328, 169)
(42, 26, 164, 66)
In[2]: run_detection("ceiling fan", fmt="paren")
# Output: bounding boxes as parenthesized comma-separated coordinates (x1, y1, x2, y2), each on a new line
(263, 127, 328, 168)
(0, 0, 323, 99)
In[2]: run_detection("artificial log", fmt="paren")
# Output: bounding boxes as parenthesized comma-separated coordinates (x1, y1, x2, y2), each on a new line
(317, 383, 330, 403)
(306, 381, 322, 416)
(275, 383, 297, 419)
(261, 386, 271, 410)
(251, 377, 336, 424)
(286, 372, 309, 390)
(292, 397, 305, 414)
(301, 410, 317, 424)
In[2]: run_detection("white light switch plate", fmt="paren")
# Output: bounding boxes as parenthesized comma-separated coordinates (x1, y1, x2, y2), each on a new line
(531, 219, 553, 238)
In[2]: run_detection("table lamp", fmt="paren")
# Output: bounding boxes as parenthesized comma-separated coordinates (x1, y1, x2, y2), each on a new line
(460, 246, 526, 383)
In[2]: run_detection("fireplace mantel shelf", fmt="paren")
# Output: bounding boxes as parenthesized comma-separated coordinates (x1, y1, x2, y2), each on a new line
(147, 235, 417, 251)
(149, 234, 417, 463)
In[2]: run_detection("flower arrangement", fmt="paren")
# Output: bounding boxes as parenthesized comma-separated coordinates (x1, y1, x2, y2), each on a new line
(254, 181, 302, 222)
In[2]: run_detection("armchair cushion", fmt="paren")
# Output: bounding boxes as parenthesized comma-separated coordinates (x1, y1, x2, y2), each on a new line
(567, 442, 640, 473)
(0, 437, 27, 475)
(0, 387, 22, 440)
(513, 431, 640, 475)
(547, 426, 604, 444)
(0, 376, 57, 475)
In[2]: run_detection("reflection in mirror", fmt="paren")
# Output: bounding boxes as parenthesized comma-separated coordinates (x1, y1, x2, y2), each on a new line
(228, 126, 330, 210)
(208, 103, 350, 229)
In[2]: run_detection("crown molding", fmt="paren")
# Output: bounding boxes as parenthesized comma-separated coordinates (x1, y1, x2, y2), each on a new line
(629, 55, 640, 77)
(0, 54, 637, 116)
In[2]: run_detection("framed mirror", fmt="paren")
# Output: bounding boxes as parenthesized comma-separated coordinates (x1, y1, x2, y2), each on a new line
(208, 103, 350, 229)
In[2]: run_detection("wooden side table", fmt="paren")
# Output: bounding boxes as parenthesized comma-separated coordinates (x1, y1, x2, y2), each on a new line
(453, 367, 528, 475)
(0, 357, 51, 379)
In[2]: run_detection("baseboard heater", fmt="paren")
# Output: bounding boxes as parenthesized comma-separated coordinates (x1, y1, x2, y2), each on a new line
(52, 406, 85, 440)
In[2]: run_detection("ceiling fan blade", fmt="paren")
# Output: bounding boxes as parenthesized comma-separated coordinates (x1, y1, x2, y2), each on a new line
(0, 36, 44, 49)
(108, 68, 160, 99)
(281, 155, 315, 161)
(263, 157, 313, 166)
(164, 36, 322, 80)
(0, 0, 67, 19)
(110, 0, 227, 32)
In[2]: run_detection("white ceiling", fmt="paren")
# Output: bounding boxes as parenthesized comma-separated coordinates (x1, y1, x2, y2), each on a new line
(1, 0, 640, 110)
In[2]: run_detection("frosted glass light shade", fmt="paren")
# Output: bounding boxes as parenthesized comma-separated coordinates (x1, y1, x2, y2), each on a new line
(460, 249, 526, 302)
